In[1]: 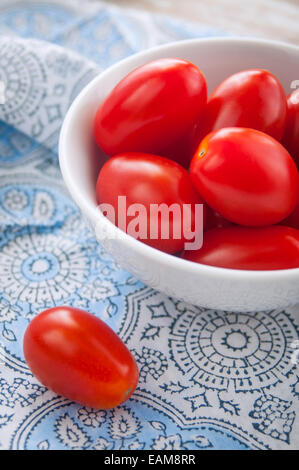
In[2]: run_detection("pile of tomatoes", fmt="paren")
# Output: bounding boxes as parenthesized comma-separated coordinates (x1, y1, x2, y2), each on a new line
(94, 58, 299, 271)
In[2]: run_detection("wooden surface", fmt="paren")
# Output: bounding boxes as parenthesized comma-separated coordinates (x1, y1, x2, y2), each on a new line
(100, 0, 299, 45)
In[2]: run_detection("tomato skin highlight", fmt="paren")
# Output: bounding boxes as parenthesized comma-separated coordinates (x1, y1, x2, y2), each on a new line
(190, 127, 299, 226)
(96, 152, 205, 254)
(23, 307, 139, 409)
(282, 89, 299, 167)
(182, 226, 299, 270)
(198, 69, 287, 142)
(94, 58, 207, 159)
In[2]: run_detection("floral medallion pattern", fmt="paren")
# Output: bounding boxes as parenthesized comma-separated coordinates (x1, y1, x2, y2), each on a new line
(0, 0, 298, 450)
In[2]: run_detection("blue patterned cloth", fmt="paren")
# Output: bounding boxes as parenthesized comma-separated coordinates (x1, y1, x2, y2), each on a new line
(0, 0, 298, 451)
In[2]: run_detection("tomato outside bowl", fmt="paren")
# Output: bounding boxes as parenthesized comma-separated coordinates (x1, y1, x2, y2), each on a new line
(59, 37, 299, 312)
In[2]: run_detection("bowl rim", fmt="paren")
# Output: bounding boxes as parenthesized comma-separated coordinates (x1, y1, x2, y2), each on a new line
(59, 35, 299, 283)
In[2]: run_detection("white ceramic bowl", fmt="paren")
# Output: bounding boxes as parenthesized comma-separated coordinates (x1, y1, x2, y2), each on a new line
(59, 37, 299, 312)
